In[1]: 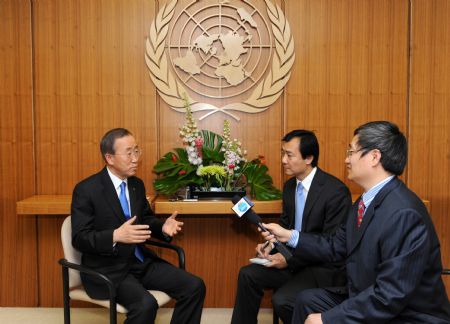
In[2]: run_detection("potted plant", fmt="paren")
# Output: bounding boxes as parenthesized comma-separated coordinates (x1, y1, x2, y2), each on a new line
(152, 101, 281, 201)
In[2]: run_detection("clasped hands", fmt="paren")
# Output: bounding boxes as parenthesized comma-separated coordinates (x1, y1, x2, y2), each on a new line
(254, 223, 293, 269)
(113, 211, 183, 244)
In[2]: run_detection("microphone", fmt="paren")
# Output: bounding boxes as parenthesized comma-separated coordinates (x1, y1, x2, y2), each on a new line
(231, 196, 292, 259)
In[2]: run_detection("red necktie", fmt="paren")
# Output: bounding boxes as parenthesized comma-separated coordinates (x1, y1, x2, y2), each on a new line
(357, 199, 365, 227)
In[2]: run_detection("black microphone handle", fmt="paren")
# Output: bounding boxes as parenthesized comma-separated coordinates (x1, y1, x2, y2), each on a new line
(257, 222, 268, 232)
(257, 222, 293, 259)
(273, 241, 293, 260)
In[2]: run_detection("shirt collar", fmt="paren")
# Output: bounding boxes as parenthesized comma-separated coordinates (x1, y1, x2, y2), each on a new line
(362, 175, 395, 208)
(296, 167, 317, 192)
(106, 167, 128, 190)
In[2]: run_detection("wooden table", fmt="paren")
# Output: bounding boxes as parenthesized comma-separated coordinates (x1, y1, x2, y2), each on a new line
(16, 195, 72, 215)
(17, 194, 430, 215)
(154, 197, 282, 214)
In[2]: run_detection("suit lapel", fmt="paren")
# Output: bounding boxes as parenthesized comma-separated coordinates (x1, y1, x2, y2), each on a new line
(347, 177, 400, 255)
(100, 167, 128, 223)
(301, 168, 325, 230)
(128, 177, 138, 221)
(286, 178, 297, 229)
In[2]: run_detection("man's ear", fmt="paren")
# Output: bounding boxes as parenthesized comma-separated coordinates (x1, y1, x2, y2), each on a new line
(371, 149, 382, 166)
(304, 155, 314, 166)
(104, 154, 114, 166)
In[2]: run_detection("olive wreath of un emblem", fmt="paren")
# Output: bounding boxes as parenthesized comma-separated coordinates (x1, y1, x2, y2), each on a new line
(145, 0, 295, 121)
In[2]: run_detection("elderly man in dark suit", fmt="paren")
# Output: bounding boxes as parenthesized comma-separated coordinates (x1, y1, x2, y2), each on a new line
(264, 121, 450, 323)
(71, 128, 205, 324)
(231, 130, 352, 324)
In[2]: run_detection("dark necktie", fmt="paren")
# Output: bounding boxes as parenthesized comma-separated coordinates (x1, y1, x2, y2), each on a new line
(119, 182, 144, 262)
(357, 199, 365, 227)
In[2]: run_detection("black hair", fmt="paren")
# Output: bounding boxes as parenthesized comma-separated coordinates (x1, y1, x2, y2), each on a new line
(354, 121, 407, 175)
(282, 129, 319, 167)
(100, 128, 133, 161)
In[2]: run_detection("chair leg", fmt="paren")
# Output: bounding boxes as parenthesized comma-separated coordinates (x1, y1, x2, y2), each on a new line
(109, 298, 117, 324)
(61, 267, 71, 324)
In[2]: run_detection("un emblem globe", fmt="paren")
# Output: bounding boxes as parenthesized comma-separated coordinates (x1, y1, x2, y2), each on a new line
(168, 0, 273, 99)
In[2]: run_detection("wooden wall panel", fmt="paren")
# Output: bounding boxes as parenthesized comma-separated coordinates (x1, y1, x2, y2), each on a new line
(1, 0, 450, 308)
(0, 0, 37, 306)
(32, 0, 159, 306)
(409, 0, 450, 295)
(284, 0, 409, 194)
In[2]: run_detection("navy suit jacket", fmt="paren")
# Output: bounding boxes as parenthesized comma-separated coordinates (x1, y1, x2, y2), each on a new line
(71, 167, 169, 299)
(280, 168, 352, 286)
(297, 177, 450, 323)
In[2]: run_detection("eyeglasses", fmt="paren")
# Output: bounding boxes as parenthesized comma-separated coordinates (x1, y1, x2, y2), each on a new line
(113, 147, 142, 159)
(346, 148, 361, 158)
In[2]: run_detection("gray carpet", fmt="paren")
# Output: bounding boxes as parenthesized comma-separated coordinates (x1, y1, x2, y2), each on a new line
(0, 307, 274, 324)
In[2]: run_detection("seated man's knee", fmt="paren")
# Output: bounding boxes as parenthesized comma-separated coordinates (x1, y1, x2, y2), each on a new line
(126, 293, 158, 321)
(295, 289, 317, 310)
(192, 276, 206, 298)
(237, 265, 255, 285)
(140, 293, 159, 312)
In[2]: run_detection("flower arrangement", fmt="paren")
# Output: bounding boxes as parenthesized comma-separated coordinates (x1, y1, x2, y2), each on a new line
(153, 101, 282, 201)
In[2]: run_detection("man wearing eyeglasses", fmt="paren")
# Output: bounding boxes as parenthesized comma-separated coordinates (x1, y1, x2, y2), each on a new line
(263, 121, 450, 323)
(71, 128, 205, 324)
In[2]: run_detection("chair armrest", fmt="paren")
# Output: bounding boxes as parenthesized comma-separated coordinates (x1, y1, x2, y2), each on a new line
(58, 258, 118, 322)
(145, 240, 185, 270)
(443, 268, 450, 275)
(58, 258, 116, 298)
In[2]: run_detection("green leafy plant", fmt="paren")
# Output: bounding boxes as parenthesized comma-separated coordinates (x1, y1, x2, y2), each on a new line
(152, 100, 281, 200)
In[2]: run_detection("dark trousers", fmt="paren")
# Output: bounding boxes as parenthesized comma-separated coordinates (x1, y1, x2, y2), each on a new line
(116, 258, 205, 324)
(231, 264, 319, 324)
(291, 288, 347, 323)
(291, 288, 450, 324)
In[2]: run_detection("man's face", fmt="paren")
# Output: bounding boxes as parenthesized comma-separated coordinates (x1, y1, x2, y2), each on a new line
(345, 135, 371, 184)
(281, 137, 312, 180)
(105, 135, 140, 179)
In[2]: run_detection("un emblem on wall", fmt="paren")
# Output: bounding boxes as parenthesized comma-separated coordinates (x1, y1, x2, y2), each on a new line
(145, 0, 295, 120)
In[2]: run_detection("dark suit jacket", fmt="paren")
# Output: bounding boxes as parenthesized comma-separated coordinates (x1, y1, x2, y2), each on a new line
(297, 177, 450, 323)
(71, 167, 169, 299)
(280, 168, 352, 287)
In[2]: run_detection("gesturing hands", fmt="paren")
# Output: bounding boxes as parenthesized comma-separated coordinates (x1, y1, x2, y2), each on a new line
(113, 216, 151, 244)
(162, 211, 184, 237)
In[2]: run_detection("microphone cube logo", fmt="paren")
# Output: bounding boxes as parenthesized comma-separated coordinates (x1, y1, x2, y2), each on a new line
(232, 196, 254, 217)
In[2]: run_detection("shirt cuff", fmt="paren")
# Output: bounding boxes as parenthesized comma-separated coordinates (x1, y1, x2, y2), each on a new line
(287, 230, 299, 248)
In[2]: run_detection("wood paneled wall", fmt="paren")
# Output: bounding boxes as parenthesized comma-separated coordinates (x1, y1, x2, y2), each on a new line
(408, 0, 450, 295)
(0, 0, 449, 307)
(0, 0, 37, 306)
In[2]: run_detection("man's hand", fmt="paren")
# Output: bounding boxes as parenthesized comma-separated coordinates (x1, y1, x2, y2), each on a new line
(261, 223, 292, 243)
(255, 242, 272, 258)
(162, 211, 184, 237)
(265, 252, 288, 269)
(305, 313, 322, 324)
(113, 216, 151, 243)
